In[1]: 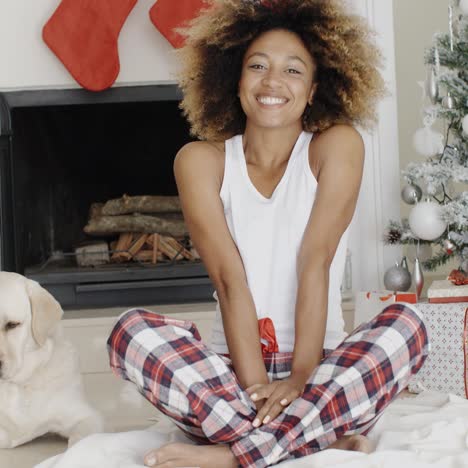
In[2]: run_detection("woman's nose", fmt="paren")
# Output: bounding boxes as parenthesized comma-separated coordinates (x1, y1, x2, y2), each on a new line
(261, 70, 282, 88)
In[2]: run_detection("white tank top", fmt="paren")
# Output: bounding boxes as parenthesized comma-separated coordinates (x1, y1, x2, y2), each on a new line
(209, 131, 349, 354)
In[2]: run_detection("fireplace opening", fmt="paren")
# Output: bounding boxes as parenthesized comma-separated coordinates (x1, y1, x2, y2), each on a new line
(0, 86, 215, 308)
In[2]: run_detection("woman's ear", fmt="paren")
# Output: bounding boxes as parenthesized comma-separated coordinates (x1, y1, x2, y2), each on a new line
(308, 83, 318, 105)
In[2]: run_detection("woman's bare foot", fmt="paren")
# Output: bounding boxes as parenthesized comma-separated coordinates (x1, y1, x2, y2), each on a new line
(325, 434, 373, 453)
(143, 442, 238, 468)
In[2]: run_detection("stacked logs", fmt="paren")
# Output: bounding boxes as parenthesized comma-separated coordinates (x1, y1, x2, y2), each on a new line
(84, 194, 188, 237)
(77, 194, 199, 266)
(110, 232, 198, 264)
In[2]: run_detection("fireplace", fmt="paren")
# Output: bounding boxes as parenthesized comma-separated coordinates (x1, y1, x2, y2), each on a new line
(0, 85, 215, 308)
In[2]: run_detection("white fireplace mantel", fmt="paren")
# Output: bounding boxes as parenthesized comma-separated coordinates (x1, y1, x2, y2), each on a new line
(1, 0, 401, 291)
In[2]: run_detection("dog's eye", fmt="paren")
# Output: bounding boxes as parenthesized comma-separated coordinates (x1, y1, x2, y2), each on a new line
(5, 321, 21, 331)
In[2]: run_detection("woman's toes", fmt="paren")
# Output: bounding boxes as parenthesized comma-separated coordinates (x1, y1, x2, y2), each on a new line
(325, 434, 373, 453)
(143, 451, 157, 466)
(349, 435, 373, 454)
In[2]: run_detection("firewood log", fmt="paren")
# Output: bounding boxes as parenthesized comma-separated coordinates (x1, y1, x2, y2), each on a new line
(84, 214, 188, 237)
(163, 237, 195, 261)
(111, 232, 134, 262)
(75, 242, 110, 267)
(101, 194, 181, 215)
(157, 236, 185, 260)
(134, 250, 164, 262)
(190, 247, 201, 260)
(128, 234, 149, 258)
(145, 234, 193, 260)
(152, 234, 160, 264)
(89, 202, 104, 219)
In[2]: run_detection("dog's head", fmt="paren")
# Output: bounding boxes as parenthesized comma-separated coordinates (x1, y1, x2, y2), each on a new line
(0, 272, 63, 380)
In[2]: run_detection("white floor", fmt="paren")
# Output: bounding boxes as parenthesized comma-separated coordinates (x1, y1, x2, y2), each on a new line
(0, 301, 357, 468)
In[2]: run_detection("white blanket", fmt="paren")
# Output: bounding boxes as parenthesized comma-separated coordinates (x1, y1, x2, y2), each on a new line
(35, 391, 468, 468)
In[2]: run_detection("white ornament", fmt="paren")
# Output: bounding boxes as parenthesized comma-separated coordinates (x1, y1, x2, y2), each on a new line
(409, 201, 447, 240)
(462, 114, 468, 136)
(412, 126, 444, 157)
(460, 0, 468, 15)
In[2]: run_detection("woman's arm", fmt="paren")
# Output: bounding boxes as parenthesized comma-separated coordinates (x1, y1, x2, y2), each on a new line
(291, 125, 365, 385)
(174, 141, 269, 391)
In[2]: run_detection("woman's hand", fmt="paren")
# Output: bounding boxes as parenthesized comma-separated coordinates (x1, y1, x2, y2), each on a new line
(246, 375, 306, 428)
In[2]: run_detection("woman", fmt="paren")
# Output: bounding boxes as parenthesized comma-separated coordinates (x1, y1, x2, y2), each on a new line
(107, 1, 429, 467)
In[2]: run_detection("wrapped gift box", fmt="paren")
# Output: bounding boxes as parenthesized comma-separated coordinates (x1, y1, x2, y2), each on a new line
(407, 302, 468, 398)
(354, 291, 417, 329)
(428, 280, 468, 303)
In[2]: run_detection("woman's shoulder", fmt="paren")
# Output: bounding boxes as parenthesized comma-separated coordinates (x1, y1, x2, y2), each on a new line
(308, 125, 364, 180)
(311, 124, 363, 149)
(174, 140, 226, 184)
(177, 140, 225, 158)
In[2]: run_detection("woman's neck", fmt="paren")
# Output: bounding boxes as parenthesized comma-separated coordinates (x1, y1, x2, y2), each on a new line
(242, 124, 304, 168)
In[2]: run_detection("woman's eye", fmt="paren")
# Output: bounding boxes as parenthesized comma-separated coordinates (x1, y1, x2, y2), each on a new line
(287, 68, 301, 74)
(5, 322, 21, 331)
(249, 64, 265, 70)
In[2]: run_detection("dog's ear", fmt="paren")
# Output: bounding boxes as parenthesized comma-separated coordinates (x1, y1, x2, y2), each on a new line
(25, 279, 64, 346)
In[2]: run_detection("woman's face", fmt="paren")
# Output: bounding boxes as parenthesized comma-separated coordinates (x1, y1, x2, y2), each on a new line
(238, 28, 317, 131)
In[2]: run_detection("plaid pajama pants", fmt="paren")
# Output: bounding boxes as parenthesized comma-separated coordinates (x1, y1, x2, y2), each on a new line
(107, 303, 429, 467)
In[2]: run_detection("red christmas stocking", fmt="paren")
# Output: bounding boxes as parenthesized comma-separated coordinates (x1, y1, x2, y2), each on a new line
(149, 0, 208, 48)
(43, 0, 137, 92)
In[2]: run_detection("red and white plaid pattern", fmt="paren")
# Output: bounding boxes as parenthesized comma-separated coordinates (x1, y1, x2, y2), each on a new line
(107, 303, 429, 467)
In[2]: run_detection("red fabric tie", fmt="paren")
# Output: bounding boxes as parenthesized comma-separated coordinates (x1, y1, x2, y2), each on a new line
(258, 318, 279, 354)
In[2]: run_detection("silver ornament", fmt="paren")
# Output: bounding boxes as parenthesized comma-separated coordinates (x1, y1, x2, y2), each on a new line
(442, 92, 457, 109)
(384, 264, 412, 292)
(443, 238, 456, 254)
(414, 258, 424, 301)
(401, 256, 409, 271)
(426, 66, 439, 104)
(401, 184, 423, 205)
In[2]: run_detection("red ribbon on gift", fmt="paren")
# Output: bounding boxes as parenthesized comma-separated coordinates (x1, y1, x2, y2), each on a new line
(449, 269, 468, 286)
(258, 317, 279, 354)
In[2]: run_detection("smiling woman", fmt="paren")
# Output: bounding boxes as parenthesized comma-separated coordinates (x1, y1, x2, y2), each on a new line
(106, 2, 429, 468)
(177, 0, 386, 141)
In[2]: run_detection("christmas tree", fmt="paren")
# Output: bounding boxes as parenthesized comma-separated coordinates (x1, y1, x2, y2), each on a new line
(385, 1, 468, 277)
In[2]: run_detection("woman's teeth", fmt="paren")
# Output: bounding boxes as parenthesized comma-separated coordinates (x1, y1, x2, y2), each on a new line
(257, 96, 288, 105)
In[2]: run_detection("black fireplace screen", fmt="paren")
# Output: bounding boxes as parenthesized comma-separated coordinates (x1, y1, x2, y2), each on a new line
(0, 85, 215, 308)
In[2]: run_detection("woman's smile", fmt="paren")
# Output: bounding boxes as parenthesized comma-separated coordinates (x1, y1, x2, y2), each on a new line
(256, 95, 290, 107)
